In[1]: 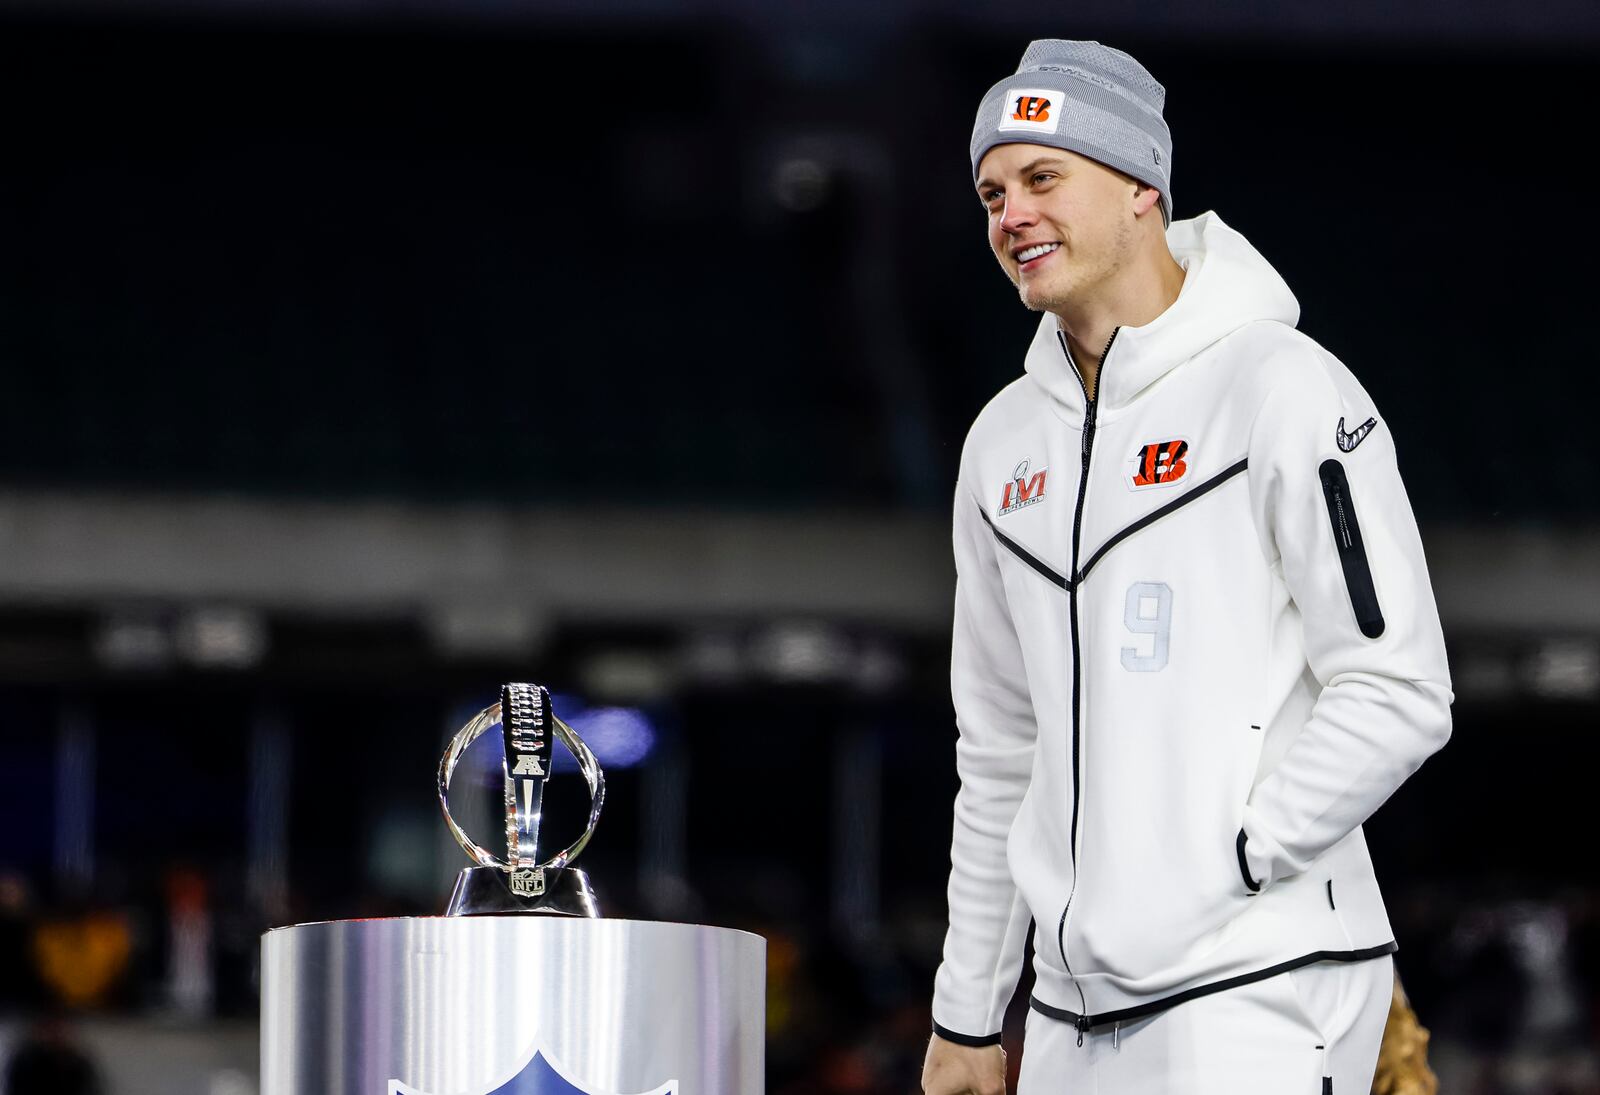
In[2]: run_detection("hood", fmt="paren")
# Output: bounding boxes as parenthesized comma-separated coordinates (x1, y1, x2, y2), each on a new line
(1023, 210, 1300, 416)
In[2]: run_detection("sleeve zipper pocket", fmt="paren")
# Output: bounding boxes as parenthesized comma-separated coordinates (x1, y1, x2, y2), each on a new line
(1318, 458, 1385, 639)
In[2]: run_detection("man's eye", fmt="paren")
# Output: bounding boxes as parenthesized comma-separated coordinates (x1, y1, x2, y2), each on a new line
(1032, 173, 1056, 185)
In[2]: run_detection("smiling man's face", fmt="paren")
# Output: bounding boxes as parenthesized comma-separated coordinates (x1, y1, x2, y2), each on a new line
(976, 143, 1150, 316)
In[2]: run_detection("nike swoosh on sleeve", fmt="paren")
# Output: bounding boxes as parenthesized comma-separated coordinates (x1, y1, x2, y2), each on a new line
(1336, 416, 1377, 452)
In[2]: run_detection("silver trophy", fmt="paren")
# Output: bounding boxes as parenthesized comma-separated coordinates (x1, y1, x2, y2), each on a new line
(438, 683, 605, 916)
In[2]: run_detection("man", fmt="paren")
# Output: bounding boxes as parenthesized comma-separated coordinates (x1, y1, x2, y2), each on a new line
(922, 40, 1452, 1095)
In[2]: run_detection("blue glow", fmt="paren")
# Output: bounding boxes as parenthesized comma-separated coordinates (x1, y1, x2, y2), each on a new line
(561, 706, 657, 770)
(452, 693, 657, 774)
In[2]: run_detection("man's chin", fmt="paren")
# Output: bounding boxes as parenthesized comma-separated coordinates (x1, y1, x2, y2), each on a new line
(1018, 282, 1066, 314)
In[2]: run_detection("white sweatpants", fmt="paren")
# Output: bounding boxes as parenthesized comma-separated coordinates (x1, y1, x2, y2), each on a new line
(1017, 957, 1394, 1094)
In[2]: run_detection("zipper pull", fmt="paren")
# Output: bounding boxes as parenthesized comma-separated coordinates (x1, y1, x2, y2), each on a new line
(1113, 1022, 1121, 1050)
(1075, 1014, 1091, 1047)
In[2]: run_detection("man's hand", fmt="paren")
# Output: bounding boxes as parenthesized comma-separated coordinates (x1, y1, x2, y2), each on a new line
(921, 1032, 1007, 1095)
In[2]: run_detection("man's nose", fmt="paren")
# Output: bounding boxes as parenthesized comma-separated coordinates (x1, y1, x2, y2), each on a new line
(998, 193, 1038, 235)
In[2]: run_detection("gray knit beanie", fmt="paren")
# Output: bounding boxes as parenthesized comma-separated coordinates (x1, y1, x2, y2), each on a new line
(970, 40, 1173, 227)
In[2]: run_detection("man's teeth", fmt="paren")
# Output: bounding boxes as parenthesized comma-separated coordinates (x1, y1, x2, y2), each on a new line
(1017, 242, 1060, 263)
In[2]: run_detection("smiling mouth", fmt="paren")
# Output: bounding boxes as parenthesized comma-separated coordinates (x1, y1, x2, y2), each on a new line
(1015, 242, 1061, 267)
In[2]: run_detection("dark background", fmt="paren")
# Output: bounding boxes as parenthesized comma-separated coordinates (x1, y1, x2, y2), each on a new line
(0, 4, 1596, 1093)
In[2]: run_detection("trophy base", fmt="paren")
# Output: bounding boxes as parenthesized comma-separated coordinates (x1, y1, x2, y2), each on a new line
(444, 866, 600, 917)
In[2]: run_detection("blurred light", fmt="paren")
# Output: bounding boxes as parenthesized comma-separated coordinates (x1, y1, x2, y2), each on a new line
(93, 613, 174, 671)
(1525, 639, 1600, 699)
(681, 629, 745, 686)
(209, 1070, 253, 1095)
(751, 621, 851, 683)
(578, 650, 675, 703)
(177, 606, 268, 669)
(564, 706, 657, 770)
(95, 605, 269, 671)
(426, 602, 543, 660)
(772, 157, 830, 213)
(1506, 902, 1567, 970)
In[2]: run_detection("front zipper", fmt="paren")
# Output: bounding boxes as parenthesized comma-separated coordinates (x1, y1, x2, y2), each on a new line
(1053, 325, 1120, 1038)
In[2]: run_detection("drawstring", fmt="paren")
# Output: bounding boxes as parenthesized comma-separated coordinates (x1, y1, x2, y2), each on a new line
(1073, 1016, 1121, 1049)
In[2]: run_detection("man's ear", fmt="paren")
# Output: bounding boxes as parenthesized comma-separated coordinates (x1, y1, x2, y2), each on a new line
(1132, 183, 1163, 217)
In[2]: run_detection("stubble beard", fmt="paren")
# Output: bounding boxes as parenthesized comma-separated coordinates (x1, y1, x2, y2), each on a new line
(1016, 265, 1079, 316)
(1016, 223, 1130, 316)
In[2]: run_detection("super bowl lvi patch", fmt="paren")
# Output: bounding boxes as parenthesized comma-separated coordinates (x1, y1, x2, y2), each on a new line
(999, 458, 1049, 516)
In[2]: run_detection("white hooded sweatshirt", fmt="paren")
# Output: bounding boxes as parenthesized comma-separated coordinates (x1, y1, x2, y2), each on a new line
(931, 210, 1452, 1045)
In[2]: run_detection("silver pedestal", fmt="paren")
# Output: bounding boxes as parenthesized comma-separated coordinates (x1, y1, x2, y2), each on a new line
(261, 917, 765, 1095)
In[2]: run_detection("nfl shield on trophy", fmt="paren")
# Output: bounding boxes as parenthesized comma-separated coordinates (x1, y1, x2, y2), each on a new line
(261, 684, 766, 1095)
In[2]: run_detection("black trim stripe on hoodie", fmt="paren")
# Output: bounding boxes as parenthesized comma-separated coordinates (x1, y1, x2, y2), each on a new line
(1027, 942, 1398, 1033)
(1077, 457, 1249, 581)
(977, 456, 1250, 590)
(977, 508, 1072, 589)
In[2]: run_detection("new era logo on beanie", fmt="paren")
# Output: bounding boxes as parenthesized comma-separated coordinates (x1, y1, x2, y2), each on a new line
(971, 39, 1174, 227)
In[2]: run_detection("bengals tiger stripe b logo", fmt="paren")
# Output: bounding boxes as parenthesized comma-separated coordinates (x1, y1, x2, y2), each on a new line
(1131, 439, 1190, 488)
(999, 87, 1063, 134)
(1011, 96, 1052, 123)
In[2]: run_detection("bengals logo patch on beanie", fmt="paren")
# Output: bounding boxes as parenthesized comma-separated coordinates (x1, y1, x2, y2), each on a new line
(999, 88, 1063, 134)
